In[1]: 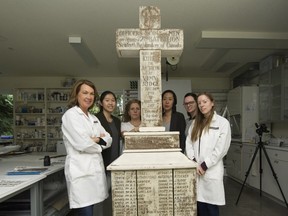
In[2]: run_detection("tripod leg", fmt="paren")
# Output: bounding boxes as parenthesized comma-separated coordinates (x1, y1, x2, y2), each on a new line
(261, 145, 288, 208)
(236, 145, 260, 205)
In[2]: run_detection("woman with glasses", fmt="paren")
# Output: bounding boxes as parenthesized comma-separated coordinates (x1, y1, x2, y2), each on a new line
(183, 92, 198, 137)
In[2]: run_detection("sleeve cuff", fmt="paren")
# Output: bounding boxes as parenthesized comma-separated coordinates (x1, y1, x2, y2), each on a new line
(98, 138, 106, 146)
(200, 162, 208, 171)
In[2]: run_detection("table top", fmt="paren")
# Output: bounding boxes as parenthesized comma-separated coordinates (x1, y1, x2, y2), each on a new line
(0, 152, 65, 202)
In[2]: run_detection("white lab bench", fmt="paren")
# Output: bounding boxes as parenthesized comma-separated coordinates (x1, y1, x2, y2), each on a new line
(0, 152, 67, 216)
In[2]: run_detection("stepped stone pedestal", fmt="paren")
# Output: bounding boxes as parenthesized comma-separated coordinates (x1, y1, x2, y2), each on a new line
(107, 131, 197, 216)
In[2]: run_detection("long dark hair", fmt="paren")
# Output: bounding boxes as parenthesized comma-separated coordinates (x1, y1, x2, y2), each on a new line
(67, 79, 98, 110)
(162, 89, 177, 114)
(98, 90, 117, 112)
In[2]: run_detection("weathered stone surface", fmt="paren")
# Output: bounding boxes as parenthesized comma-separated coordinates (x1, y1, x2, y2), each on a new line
(110, 6, 195, 216)
(109, 153, 197, 216)
(115, 6, 183, 130)
(140, 50, 162, 128)
(116, 29, 184, 57)
(124, 131, 179, 150)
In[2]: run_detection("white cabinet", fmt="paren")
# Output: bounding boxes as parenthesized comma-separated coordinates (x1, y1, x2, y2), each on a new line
(226, 143, 243, 181)
(228, 141, 288, 204)
(14, 88, 70, 152)
(241, 144, 260, 189)
(227, 86, 259, 143)
(262, 148, 288, 203)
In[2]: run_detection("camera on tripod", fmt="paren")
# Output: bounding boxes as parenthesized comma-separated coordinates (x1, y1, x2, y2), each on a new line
(255, 123, 269, 136)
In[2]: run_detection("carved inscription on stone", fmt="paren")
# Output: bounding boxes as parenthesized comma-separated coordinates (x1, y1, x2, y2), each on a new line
(174, 169, 197, 216)
(137, 170, 173, 216)
(111, 168, 196, 216)
(116, 29, 183, 51)
(140, 49, 162, 127)
(111, 171, 137, 216)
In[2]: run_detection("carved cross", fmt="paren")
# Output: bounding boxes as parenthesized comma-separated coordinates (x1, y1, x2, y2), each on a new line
(116, 6, 183, 131)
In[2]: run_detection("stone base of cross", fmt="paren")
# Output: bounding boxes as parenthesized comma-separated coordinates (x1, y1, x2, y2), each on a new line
(116, 6, 183, 131)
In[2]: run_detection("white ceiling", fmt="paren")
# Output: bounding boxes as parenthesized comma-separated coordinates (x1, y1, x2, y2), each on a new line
(1, 0, 288, 78)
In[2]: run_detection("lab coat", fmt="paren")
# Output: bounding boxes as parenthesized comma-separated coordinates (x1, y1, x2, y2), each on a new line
(62, 106, 112, 209)
(185, 112, 231, 205)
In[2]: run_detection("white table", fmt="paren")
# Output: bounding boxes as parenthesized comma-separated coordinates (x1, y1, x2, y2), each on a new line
(0, 153, 66, 216)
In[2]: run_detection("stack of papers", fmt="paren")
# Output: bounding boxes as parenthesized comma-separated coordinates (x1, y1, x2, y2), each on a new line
(7, 166, 48, 175)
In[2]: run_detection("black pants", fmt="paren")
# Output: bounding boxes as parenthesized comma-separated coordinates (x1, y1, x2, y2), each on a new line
(197, 201, 219, 216)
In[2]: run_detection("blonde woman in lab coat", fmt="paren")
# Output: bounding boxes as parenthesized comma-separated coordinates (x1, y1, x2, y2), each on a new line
(186, 92, 231, 216)
(62, 80, 112, 216)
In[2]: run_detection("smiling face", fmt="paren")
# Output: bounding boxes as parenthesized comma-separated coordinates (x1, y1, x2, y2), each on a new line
(183, 95, 197, 115)
(101, 93, 116, 114)
(77, 84, 95, 114)
(197, 94, 214, 117)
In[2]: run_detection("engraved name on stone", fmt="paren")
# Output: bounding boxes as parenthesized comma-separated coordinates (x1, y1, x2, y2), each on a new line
(112, 171, 137, 216)
(137, 170, 173, 215)
(174, 169, 197, 215)
(116, 29, 183, 50)
(140, 50, 162, 127)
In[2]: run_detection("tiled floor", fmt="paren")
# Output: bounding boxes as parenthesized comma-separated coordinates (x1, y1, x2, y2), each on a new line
(67, 177, 288, 216)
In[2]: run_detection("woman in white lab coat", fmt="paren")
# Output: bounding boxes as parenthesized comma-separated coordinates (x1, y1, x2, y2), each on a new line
(62, 80, 112, 216)
(186, 92, 231, 216)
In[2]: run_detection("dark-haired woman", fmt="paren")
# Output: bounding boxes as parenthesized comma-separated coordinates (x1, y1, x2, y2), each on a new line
(61, 80, 112, 216)
(186, 92, 231, 216)
(162, 89, 186, 153)
(96, 91, 121, 178)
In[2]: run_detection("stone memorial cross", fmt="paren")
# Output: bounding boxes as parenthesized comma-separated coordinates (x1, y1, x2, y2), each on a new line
(116, 6, 183, 131)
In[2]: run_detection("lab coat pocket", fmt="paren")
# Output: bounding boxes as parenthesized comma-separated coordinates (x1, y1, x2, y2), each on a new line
(204, 165, 224, 180)
(69, 155, 95, 180)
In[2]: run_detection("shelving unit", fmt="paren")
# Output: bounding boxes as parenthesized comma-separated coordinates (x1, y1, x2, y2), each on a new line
(46, 88, 70, 151)
(13, 88, 71, 152)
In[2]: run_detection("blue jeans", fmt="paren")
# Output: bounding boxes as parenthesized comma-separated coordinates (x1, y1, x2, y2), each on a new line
(197, 201, 219, 216)
(77, 205, 94, 216)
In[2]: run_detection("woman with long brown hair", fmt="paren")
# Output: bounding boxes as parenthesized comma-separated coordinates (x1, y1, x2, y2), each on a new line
(186, 92, 231, 216)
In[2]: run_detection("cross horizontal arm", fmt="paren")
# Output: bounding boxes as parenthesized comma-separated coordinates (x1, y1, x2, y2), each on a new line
(116, 29, 184, 57)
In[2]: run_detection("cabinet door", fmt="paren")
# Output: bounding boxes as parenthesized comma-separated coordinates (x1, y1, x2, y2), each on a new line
(226, 144, 242, 181)
(242, 145, 260, 189)
(262, 149, 288, 202)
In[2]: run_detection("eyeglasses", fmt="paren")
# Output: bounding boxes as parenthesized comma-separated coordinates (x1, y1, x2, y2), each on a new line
(183, 101, 195, 107)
